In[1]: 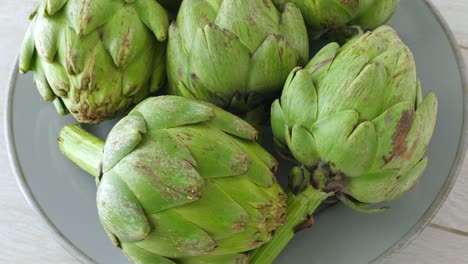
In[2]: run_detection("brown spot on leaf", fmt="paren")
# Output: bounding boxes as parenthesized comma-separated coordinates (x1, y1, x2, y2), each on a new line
(78, 0, 92, 36)
(279, 47, 284, 64)
(117, 29, 132, 66)
(231, 214, 248, 231)
(393, 69, 407, 80)
(294, 215, 315, 233)
(310, 57, 334, 75)
(230, 151, 250, 173)
(201, 13, 210, 24)
(383, 110, 415, 164)
(247, 15, 255, 26)
(178, 67, 184, 78)
(176, 238, 216, 254)
(248, 239, 266, 249)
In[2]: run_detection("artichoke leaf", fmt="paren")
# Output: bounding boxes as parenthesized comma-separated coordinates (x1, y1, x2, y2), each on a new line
(371, 101, 415, 171)
(247, 34, 299, 94)
(215, 0, 280, 51)
(335, 61, 387, 121)
(233, 139, 278, 171)
(178, 253, 248, 264)
(103, 113, 147, 172)
(100, 7, 152, 68)
(137, 210, 217, 258)
(19, 16, 37, 73)
(172, 181, 250, 240)
(304, 42, 339, 80)
(31, 58, 56, 101)
(42, 61, 70, 97)
(45, 0, 67, 16)
(115, 129, 203, 213)
(316, 54, 369, 116)
(33, 9, 61, 63)
(352, 0, 399, 29)
(132, 0, 169, 41)
(207, 105, 258, 141)
(189, 24, 250, 98)
(289, 125, 319, 167)
(397, 93, 437, 169)
(167, 22, 189, 93)
(279, 3, 309, 64)
(132, 96, 215, 130)
(97, 170, 151, 243)
(231, 139, 278, 187)
(327, 121, 377, 177)
(382, 47, 418, 108)
(337, 193, 388, 214)
(271, 99, 288, 146)
(175, 0, 218, 52)
(281, 69, 318, 127)
(311, 110, 359, 161)
(169, 125, 251, 178)
(120, 43, 154, 97)
(386, 158, 428, 201)
(64, 0, 122, 37)
(121, 243, 176, 264)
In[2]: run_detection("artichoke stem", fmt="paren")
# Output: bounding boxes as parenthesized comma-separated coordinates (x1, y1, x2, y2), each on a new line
(58, 124, 105, 177)
(249, 187, 332, 263)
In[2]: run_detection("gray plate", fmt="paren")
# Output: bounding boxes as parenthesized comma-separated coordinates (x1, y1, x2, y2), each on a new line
(6, 0, 468, 263)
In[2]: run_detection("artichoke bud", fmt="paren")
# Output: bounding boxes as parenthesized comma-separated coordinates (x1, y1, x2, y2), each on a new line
(272, 0, 400, 41)
(20, 0, 172, 124)
(59, 96, 286, 263)
(167, 0, 309, 119)
(271, 26, 438, 210)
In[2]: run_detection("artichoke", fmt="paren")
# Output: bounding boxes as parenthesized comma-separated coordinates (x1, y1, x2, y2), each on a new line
(58, 96, 287, 263)
(273, 0, 400, 39)
(167, 0, 309, 117)
(250, 26, 438, 263)
(20, 0, 170, 124)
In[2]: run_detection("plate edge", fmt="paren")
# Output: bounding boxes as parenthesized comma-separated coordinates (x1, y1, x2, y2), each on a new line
(5, 1, 468, 263)
(4, 60, 97, 264)
(372, 0, 468, 263)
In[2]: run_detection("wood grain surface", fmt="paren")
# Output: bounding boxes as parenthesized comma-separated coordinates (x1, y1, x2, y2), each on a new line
(0, 0, 467, 263)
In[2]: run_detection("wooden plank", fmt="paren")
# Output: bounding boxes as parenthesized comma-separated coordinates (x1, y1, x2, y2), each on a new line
(385, 226, 468, 264)
(428, 0, 468, 48)
(432, 152, 468, 234)
(430, 44, 468, 233)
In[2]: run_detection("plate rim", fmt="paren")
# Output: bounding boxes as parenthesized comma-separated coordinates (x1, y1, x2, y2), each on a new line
(5, 60, 98, 263)
(373, 1, 468, 262)
(5, 1, 468, 263)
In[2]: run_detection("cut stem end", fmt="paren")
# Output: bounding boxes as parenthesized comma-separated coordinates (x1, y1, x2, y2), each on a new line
(58, 124, 105, 177)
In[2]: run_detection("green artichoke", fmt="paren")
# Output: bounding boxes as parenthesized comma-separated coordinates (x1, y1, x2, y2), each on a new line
(58, 96, 287, 263)
(20, 0, 170, 124)
(273, 0, 400, 39)
(167, 0, 309, 117)
(250, 26, 438, 263)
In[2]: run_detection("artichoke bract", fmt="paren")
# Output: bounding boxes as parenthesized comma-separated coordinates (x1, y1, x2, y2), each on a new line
(20, 0, 170, 124)
(167, 0, 309, 117)
(273, 0, 400, 39)
(58, 96, 287, 264)
(250, 26, 438, 263)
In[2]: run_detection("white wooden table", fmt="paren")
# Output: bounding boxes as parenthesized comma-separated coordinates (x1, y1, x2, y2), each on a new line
(1, 1, 467, 263)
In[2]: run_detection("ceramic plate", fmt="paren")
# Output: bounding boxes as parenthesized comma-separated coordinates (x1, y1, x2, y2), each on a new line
(6, 0, 467, 263)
